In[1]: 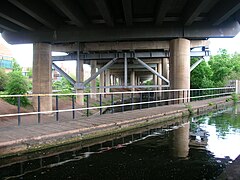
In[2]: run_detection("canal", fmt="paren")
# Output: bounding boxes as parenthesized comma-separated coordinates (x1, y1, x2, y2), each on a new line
(0, 106, 240, 179)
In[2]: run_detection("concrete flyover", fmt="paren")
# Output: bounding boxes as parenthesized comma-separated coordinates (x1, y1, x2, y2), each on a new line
(0, 0, 240, 110)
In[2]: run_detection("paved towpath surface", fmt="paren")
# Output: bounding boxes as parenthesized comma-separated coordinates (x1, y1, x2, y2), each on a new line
(0, 97, 230, 148)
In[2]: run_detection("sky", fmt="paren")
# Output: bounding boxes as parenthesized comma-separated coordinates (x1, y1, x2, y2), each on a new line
(0, 32, 240, 67)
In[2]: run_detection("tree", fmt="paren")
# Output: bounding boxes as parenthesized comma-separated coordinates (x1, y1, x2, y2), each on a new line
(12, 59, 22, 71)
(53, 77, 72, 94)
(5, 71, 30, 106)
(190, 58, 214, 89)
(208, 49, 240, 87)
(0, 68, 8, 91)
(208, 49, 232, 86)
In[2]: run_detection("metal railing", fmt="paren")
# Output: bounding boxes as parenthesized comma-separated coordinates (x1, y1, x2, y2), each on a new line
(0, 87, 235, 126)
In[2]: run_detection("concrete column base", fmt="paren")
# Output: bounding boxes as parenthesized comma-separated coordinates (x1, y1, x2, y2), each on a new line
(76, 89, 84, 106)
(32, 43, 52, 112)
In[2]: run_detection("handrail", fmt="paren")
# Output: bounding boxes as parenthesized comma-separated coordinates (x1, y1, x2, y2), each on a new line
(0, 87, 235, 98)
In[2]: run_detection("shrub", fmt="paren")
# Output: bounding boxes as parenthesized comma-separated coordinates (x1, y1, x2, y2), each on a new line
(5, 71, 30, 106)
(0, 68, 8, 91)
(53, 77, 72, 94)
(231, 93, 239, 104)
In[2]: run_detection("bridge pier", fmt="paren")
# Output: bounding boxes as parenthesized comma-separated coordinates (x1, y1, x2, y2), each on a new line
(130, 69, 135, 91)
(32, 43, 52, 112)
(75, 57, 84, 105)
(157, 60, 162, 90)
(170, 38, 190, 103)
(162, 58, 169, 86)
(90, 60, 97, 100)
(100, 70, 104, 93)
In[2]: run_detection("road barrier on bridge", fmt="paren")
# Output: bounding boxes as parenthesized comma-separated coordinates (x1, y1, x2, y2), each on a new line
(0, 87, 235, 126)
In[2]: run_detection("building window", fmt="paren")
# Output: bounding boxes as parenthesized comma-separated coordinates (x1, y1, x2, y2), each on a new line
(0, 60, 13, 69)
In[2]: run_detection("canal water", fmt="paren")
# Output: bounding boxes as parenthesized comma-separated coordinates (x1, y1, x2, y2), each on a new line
(1, 106, 240, 179)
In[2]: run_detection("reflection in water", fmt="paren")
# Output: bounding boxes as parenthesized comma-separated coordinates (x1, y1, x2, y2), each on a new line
(172, 122, 190, 158)
(0, 107, 240, 179)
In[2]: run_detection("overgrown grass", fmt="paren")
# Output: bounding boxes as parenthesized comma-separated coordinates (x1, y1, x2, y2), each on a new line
(231, 93, 239, 104)
(184, 104, 194, 116)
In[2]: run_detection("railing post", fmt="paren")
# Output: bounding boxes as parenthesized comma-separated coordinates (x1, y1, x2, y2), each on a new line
(17, 96, 21, 126)
(100, 94, 102, 115)
(140, 93, 142, 109)
(155, 92, 157, 107)
(177, 90, 180, 104)
(122, 93, 124, 112)
(38, 96, 41, 124)
(86, 94, 89, 117)
(183, 90, 185, 103)
(131, 93, 134, 111)
(111, 94, 114, 113)
(72, 95, 75, 119)
(147, 92, 150, 108)
(56, 95, 59, 121)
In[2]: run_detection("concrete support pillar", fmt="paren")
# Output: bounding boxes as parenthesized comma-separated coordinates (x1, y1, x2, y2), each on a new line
(32, 43, 52, 112)
(154, 67, 158, 90)
(105, 70, 110, 93)
(137, 77, 141, 85)
(76, 58, 84, 105)
(112, 75, 115, 86)
(100, 71, 104, 93)
(172, 122, 190, 158)
(170, 38, 190, 103)
(90, 60, 97, 99)
(130, 70, 135, 91)
(162, 58, 169, 86)
(157, 61, 162, 89)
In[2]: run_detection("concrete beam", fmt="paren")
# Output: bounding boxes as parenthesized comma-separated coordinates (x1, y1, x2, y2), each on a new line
(0, 17, 22, 32)
(9, 0, 60, 29)
(83, 41, 170, 51)
(210, 0, 240, 26)
(49, 0, 86, 27)
(52, 40, 208, 52)
(183, 0, 210, 26)
(155, 0, 174, 25)
(94, 0, 114, 27)
(0, 1, 41, 31)
(122, 0, 132, 26)
(3, 18, 240, 44)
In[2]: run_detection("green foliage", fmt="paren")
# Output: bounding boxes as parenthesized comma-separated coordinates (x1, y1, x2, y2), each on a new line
(191, 58, 214, 89)
(0, 68, 8, 91)
(191, 49, 240, 88)
(231, 93, 239, 104)
(12, 59, 22, 72)
(27, 67, 32, 78)
(208, 102, 215, 106)
(5, 71, 30, 106)
(96, 77, 100, 87)
(185, 104, 194, 116)
(53, 77, 72, 94)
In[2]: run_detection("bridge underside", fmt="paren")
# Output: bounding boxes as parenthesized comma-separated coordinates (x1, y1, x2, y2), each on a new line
(0, 0, 240, 44)
(0, 0, 240, 111)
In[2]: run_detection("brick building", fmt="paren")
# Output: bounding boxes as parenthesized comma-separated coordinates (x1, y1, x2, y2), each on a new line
(0, 42, 13, 73)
